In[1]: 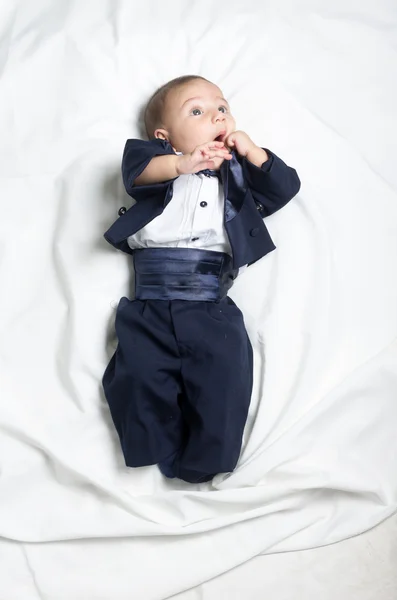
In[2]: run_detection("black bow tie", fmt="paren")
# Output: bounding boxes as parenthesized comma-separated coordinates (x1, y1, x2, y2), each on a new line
(195, 168, 221, 179)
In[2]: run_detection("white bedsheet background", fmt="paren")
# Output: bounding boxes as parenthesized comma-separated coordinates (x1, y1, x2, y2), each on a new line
(1, 1, 397, 598)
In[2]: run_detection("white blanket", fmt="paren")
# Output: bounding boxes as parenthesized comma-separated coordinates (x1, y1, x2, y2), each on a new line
(1, 1, 396, 598)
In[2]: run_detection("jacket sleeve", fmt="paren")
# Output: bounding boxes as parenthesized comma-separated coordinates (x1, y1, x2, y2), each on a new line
(241, 148, 301, 217)
(121, 138, 177, 202)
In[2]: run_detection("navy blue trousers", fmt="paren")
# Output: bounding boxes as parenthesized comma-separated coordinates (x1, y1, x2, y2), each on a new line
(102, 296, 253, 483)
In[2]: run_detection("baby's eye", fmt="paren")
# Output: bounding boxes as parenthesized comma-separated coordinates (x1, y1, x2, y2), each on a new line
(191, 108, 203, 116)
(218, 106, 228, 113)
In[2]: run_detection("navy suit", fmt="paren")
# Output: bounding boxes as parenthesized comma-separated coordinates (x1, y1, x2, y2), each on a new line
(104, 139, 301, 269)
(103, 139, 301, 483)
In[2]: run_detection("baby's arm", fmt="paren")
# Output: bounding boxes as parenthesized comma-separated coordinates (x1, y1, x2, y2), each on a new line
(224, 130, 300, 217)
(134, 154, 180, 185)
(135, 141, 231, 185)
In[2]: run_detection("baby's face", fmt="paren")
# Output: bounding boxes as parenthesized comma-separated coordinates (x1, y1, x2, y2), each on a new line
(156, 79, 236, 155)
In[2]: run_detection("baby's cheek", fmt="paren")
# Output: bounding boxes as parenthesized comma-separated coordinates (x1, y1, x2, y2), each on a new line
(227, 117, 236, 131)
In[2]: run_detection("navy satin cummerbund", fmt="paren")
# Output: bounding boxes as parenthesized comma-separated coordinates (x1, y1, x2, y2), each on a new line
(133, 248, 238, 301)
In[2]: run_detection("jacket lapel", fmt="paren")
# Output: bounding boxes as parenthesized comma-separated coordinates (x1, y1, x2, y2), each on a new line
(221, 152, 247, 222)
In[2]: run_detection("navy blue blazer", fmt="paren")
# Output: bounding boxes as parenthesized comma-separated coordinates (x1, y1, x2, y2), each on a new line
(104, 139, 301, 269)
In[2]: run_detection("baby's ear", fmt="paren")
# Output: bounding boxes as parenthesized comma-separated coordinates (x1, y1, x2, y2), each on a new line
(154, 128, 169, 141)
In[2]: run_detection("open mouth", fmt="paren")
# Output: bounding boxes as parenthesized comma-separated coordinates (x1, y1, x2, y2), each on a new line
(214, 130, 226, 142)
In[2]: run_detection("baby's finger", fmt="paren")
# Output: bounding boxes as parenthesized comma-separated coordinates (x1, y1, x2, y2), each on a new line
(214, 152, 233, 160)
(205, 140, 225, 147)
(225, 136, 235, 148)
(199, 142, 225, 153)
(203, 149, 230, 159)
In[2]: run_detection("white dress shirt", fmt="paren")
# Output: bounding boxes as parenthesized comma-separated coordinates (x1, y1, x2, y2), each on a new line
(127, 173, 233, 256)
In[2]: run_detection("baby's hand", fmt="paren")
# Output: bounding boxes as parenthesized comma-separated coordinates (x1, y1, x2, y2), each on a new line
(176, 141, 232, 175)
(224, 131, 256, 157)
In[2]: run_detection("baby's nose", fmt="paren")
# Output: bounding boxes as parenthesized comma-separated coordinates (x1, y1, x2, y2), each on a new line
(213, 113, 225, 122)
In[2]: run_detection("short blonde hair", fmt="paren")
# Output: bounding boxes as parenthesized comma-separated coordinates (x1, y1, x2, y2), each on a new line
(144, 75, 209, 139)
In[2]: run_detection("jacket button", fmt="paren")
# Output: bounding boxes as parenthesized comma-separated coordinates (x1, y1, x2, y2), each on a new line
(118, 206, 126, 216)
(200, 201, 208, 207)
(250, 228, 259, 237)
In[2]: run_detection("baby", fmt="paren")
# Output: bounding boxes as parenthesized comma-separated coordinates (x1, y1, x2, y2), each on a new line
(102, 75, 300, 483)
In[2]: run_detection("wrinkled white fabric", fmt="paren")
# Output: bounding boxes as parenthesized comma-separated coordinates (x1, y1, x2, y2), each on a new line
(0, 1, 396, 599)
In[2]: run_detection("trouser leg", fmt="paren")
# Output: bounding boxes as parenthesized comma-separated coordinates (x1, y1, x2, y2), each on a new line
(170, 297, 253, 483)
(102, 299, 184, 467)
